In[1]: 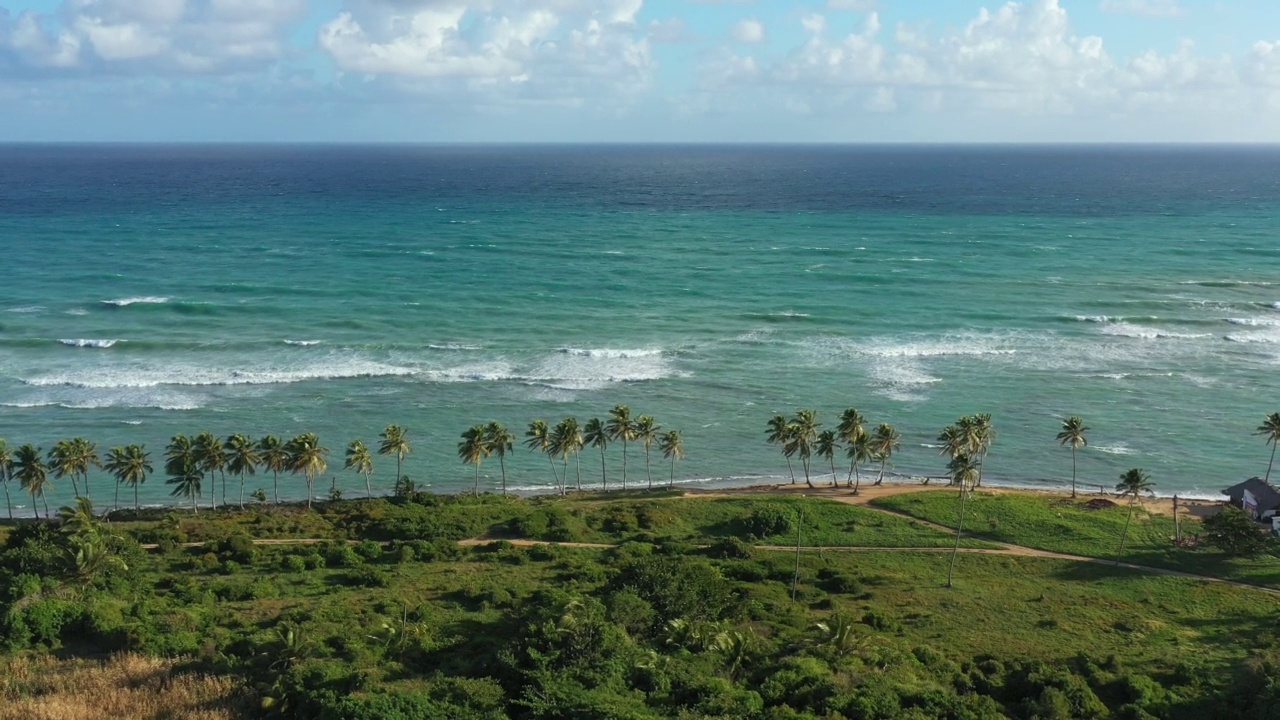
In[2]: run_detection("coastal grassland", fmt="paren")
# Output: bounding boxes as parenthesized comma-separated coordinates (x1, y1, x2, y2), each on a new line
(871, 490, 1280, 586)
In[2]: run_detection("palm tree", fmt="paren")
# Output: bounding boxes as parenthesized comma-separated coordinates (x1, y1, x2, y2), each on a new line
(485, 422, 516, 496)
(869, 423, 901, 485)
(193, 431, 226, 510)
(167, 459, 202, 514)
(345, 440, 375, 499)
(225, 433, 260, 510)
(605, 405, 636, 490)
(837, 408, 867, 484)
(286, 433, 329, 510)
(659, 429, 685, 488)
(524, 419, 560, 490)
(766, 414, 797, 484)
(816, 430, 839, 487)
(458, 425, 491, 496)
(0, 439, 13, 520)
(378, 425, 411, 490)
(1256, 413, 1280, 483)
(1114, 468, 1155, 565)
(971, 414, 995, 487)
(635, 415, 660, 490)
(104, 444, 152, 513)
(1057, 416, 1089, 498)
(14, 444, 49, 519)
(946, 452, 981, 588)
(845, 434, 874, 494)
(789, 409, 820, 488)
(938, 424, 966, 465)
(584, 418, 610, 492)
(48, 439, 81, 500)
(551, 417, 584, 494)
(257, 435, 289, 504)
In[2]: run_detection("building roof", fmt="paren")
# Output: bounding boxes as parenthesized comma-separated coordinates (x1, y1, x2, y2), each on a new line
(1223, 477, 1280, 507)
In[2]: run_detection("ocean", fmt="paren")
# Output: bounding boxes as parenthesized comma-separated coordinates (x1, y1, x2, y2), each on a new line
(0, 144, 1277, 509)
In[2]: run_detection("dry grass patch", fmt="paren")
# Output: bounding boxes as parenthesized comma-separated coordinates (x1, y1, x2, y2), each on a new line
(0, 653, 255, 720)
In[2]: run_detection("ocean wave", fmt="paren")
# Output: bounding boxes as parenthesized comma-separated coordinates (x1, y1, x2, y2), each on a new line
(1098, 323, 1211, 340)
(22, 358, 418, 389)
(428, 343, 484, 351)
(863, 341, 1019, 359)
(3, 388, 203, 411)
(65, 309, 88, 316)
(59, 339, 119, 349)
(1181, 280, 1274, 288)
(101, 296, 170, 307)
(1225, 317, 1280, 327)
(283, 339, 322, 346)
(559, 347, 663, 359)
(1272, 302, 1280, 310)
(5, 305, 44, 313)
(1093, 444, 1137, 456)
(1224, 329, 1280, 344)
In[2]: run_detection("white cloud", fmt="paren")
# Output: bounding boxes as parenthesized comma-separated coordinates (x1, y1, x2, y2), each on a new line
(731, 18, 765, 44)
(1100, 0, 1184, 18)
(827, 0, 876, 10)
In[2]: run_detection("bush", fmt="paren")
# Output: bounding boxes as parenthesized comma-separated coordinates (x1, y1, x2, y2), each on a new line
(355, 540, 384, 562)
(744, 506, 794, 538)
(280, 554, 307, 572)
(326, 545, 364, 568)
(339, 567, 389, 588)
(1203, 506, 1270, 556)
(818, 568, 862, 595)
(708, 536, 754, 560)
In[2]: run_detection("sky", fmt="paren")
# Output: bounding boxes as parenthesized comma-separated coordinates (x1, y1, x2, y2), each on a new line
(0, 0, 1278, 142)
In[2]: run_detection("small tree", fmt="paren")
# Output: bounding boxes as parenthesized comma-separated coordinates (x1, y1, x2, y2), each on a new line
(1204, 506, 1270, 556)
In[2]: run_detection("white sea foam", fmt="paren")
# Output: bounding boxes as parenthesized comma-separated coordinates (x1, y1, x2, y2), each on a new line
(428, 343, 483, 351)
(6, 305, 44, 313)
(101, 296, 169, 307)
(283, 339, 322, 346)
(1094, 444, 1137, 456)
(4, 388, 203, 411)
(59, 339, 118, 349)
(528, 348, 680, 390)
(1225, 329, 1280, 344)
(1098, 323, 1211, 340)
(866, 357, 941, 403)
(771, 311, 811, 318)
(65, 309, 89, 316)
(1075, 315, 1114, 323)
(1272, 302, 1280, 310)
(23, 357, 418, 389)
(1225, 317, 1280, 327)
(559, 347, 663, 359)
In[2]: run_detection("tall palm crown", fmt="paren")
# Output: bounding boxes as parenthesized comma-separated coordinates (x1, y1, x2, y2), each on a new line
(938, 424, 966, 461)
(789, 409, 821, 488)
(73, 437, 100, 502)
(869, 423, 901, 485)
(286, 433, 329, 510)
(845, 433, 874, 493)
(0, 439, 12, 520)
(345, 439, 375, 498)
(836, 408, 867, 485)
(971, 413, 995, 486)
(659, 429, 685, 488)
(605, 405, 637, 489)
(484, 422, 516, 496)
(378, 425, 411, 487)
(48, 439, 82, 500)
(1114, 468, 1156, 564)
(458, 425, 492, 496)
(584, 418, 610, 491)
(815, 429, 839, 487)
(225, 433, 260, 509)
(634, 415, 660, 490)
(766, 414, 798, 484)
(524, 419, 560, 489)
(1256, 412, 1280, 483)
(257, 435, 289, 504)
(15, 444, 49, 520)
(194, 431, 226, 509)
(1056, 416, 1089, 498)
(945, 451, 982, 587)
(104, 444, 152, 512)
(551, 417, 584, 493)
(165, 434, 201, 512)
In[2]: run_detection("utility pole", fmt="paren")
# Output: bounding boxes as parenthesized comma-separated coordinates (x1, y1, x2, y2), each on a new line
(1173, 494, 1181, 543)
(791, 503, 804, 601)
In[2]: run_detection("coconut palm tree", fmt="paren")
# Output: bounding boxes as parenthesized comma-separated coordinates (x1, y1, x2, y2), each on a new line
(194, 431, 226, 510)
(104, 444, 152, 513)
(869, 423, 901, 486)
(224, 433, 260, 510)
(14, 444, 49, 519)
(48, 439, 81, 500)
(345, 440, 375, 499)
(938, 424, 966, 466)
(605, 405, 636, 490)
(584, 418, 610, 492)
(1256, 413, 1280, 483)
(378, 425, 411, 490)
(458, 425, 491, 496)
(766, 414, 797, 484)
(846, 434, 874, 494)
(286, 433, 329, 510)
(257, 435, 289, 504)
(524, 419, 560, 490)
(837, 408, 867, 484)
(971, 414, 995, 487)
(551, 417, 583, 494)
(659, 429, 684, 488)
(1114, 468, 1155, 565)
(946, 452, 981, 588)
(0, 439, 13, 520)
(635, 415, 660, 490)
(789, 409, 820, 488)
(167, 459, 202, 514)
(816, 430, 839, 487)
(1056, 416, 1089, 498)
(485, 422, 516, 496)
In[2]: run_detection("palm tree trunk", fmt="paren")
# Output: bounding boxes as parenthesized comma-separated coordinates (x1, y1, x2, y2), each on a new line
(803, 458, 814, 489)
(600, 448, 607, 493)
(114, 480, 120, 512)
(306, 476, 313, 510)
(669, 456, 675, 487)
(847, 458, 856, 486)
(71, 476, 81, 499)
(829, 458, 838, 488)
(134, 483, 140, 513)
(646, 449, 653, 490)
(396, 456, 403, 489)
(43, 496, 50, 518)
(366, 472, 372, 499)
(499, 457, 507, 496)
(32, 495, 39, 520)
(84, 472, 91, 504)
(1267, 442, 1277, 483)
(3, 480, 11, 519)
(192, 492, 198, 514)
(621, 439, 628, 491)
(1070, 447, 1078, 498)
(575, 454, 581, 491)
(220, 470, 227, 507)
(853, 463, 861, 495)
(547, 454, 560, 490)
(947, 485, 970, 587)
(561, 459, 568, 496)
(785, 457, 795, 484)
(1116, 498, 1136, 565)
(239, 475, 245, 510)
(876, 458, 887, 486)
(473, 464, 481, 496)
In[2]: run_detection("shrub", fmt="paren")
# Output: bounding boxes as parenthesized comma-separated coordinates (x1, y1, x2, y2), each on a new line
(708, 536, 754, 560)
(340, 568, 389, 588)
(355, 540, 384, 562)
(818, 568, 862, 595)
(1203, 506, 1270, 556)
(326, 545, 364, 568)
(744, 506, 793, 538)
(280, 554, 307, 572)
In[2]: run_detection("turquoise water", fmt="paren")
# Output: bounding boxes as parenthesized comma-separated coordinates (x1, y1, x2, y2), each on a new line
(0, 145, 1277, 509)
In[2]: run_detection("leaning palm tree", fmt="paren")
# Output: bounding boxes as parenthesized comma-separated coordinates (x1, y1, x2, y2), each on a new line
(224, 433, 260, 510)
(458, 425, 492, 496)
(584, 418, 610, 492)
(345, 440, 375, 499)
(836, 408, 867, 484)
(605, 405, 637, 490)
(257, 435, 289, 504)
(286, 433, 329, 510)
(15, 444, 49, 519)
(0, 439, 13, 520)
(635, 415, 660, 490)
(1114, 468, 1156, 565)
(816, 430, 839, 487)
(659, 429, 685, 488)
(971, 414, 995, 487)
(74, 438, 100, 505)
(1256, 413, 1280, 483)
(194, 431, 226, 510)
(789, 409, 820, 488)
(48, 439, 81, 500)
(946, 452, 981, 588)
(846, 434, 874, 494)
(1057, 416, 1089, 498)
(485, 422, 516, 496)
(105, 444, 152, 513)
(378, 425, 411, 490)
(938, 424, 966, 465)
(766, 414, 797, 484)
(165, 434, 200, 512)
(524, 419, 560, 490)
(869, 423, 901, 485)
(551, 417, 584, 494)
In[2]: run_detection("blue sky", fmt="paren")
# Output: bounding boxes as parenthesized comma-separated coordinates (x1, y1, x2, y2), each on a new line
(1, 0, 1279, 141)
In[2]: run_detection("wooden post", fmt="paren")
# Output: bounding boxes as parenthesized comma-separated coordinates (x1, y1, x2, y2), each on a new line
(791, 504, 804, 602)
(1173, 494, 1180, 543)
